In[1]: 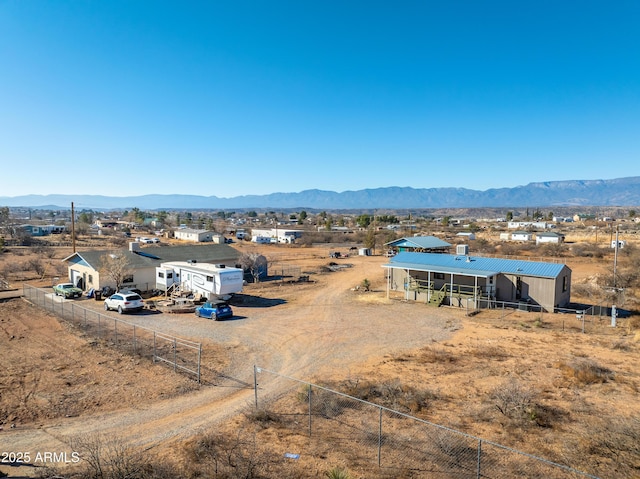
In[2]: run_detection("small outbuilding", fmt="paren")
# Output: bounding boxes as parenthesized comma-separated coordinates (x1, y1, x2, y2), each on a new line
(511, 231, 533, 242)
(536, 232, 565, 245)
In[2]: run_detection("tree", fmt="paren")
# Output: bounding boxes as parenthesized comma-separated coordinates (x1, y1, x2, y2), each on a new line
(506, 211, 513, 221)
(237, 252, 266, 283)
(100, 252, 134, 292)
(0, 206, 9, 234)
(298, 210, 307, 225)
(157, 210, 168, 224)
(78, 212, 93, 224)
(364, 227, 376, 252)
(356, 214, 372, 228)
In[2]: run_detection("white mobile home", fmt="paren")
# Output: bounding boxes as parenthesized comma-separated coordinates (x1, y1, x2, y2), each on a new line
(174, 229, 221, 243)
(250, 228, 303, 244)
(156, 261, 244, 300)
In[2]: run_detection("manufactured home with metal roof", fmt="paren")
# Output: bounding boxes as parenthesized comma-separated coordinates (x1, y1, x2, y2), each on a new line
(382, 252, 571, 312)
(384, 236, 452, 253)
(62, 242, 240, 293)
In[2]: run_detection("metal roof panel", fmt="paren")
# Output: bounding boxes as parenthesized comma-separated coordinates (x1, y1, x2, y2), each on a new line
(384, 252, 566, 278)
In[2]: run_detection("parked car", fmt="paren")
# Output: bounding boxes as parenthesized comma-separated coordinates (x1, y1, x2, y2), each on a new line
(104, 292, 144, 314)
(151, 237, 160, 243)
(194, 301, 233, 320)
(53, 282, 83, 299)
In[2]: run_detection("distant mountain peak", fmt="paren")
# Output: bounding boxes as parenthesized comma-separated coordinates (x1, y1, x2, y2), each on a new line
(1, 177, 639, 210)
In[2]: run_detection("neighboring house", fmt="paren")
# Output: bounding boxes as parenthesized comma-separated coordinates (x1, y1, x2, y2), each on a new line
(383, 251, 571, 312)
(385, 236, 452, 254)
(173, 228, 221, 243)
(62, 242, 240, 292)
(511, 231, 533, 242)
(18, 225, 50, 237)
(508, 221, 548, 229)
(250, 228, 303, 243)
(536, 232, 565, 245)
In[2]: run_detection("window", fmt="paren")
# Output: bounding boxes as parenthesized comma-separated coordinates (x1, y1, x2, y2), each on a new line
(206, 275, 214, 282)
(123, 275, 134, 284)
(562, 275, 568, 292)
(88, 275, 93, 284)
(167, 272, 173, 279)
(158, 272, 165, 278)
(434, 273, 445, 280)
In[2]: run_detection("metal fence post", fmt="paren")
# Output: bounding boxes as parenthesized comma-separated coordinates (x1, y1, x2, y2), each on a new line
(477, 439, 482, 479)
(133, 325, 137, 355)
(114, 319, 118, 345)
(254, 365, 259, 408)
(308, 384, 312, 437)
(173, 338, 177, 371)
(153, 331, 156, 362)
(197, 343, 202, 384)
(378, 407, 383, 467)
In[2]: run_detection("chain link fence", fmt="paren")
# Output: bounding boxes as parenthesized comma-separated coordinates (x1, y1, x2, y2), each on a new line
(23, 284, 202, 382)
(463, 301, 631, 336)
(253, 366, 600, 479)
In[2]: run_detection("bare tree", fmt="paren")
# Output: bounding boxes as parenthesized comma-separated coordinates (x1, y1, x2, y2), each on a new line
(99, 252, 133, 292)
(237, 252, 266, 283)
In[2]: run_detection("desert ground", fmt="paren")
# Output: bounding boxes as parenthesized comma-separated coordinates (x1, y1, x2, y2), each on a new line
(0, 240, 638, 478)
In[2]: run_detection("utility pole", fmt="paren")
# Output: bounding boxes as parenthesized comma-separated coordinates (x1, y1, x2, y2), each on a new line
(613, 225, 619, 289)
(71, 202, 76, 253)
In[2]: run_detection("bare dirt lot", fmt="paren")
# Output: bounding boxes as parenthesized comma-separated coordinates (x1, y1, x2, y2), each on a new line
(1, 242, 639, 478)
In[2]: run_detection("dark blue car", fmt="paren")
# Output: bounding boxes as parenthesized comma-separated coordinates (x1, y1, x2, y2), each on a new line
(194, 301, 233, 320)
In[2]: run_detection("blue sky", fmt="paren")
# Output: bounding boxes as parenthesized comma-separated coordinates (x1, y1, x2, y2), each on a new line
(1, 1, 638, 198)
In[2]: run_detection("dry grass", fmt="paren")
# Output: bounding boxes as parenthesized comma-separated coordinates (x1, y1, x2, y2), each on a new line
(557, 359, 614, 386)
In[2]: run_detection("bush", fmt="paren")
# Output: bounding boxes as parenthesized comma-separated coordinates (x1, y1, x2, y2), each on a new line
(558, 359, 614, 385)
(491, 379, 539, 423)
(325, 466, 353, 479)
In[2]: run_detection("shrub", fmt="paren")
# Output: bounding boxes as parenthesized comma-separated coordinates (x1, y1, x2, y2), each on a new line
(558, 359, 614, 385)
(325, 466, 353, 479)
(491, 379, 539, 423)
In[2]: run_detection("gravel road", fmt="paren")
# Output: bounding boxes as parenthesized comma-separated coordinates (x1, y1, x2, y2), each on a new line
(3, 253, 464, 469)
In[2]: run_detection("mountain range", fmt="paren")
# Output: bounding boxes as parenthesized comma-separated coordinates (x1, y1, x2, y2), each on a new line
(2, 177, 639, 210)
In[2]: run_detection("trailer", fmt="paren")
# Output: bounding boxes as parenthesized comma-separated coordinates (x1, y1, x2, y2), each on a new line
(155, 261, 244, 300)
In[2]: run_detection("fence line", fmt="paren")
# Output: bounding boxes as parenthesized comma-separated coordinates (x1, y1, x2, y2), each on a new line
(23, 284, 202, 382)
(254, 366, 600, 479)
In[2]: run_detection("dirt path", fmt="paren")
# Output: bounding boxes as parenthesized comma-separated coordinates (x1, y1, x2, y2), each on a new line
(2, 254, 463, 472)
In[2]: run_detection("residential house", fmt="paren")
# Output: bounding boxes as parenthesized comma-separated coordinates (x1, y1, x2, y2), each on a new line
(62, 242, 240, 293)
(384, 236, 452, 254)
(383, 252, 571, 312)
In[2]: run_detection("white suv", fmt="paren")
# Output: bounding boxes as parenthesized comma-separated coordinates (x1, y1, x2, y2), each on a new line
(104, 292, 144, 314)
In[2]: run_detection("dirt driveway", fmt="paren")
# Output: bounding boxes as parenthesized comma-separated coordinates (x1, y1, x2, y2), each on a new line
(1, 252, 465, 469)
